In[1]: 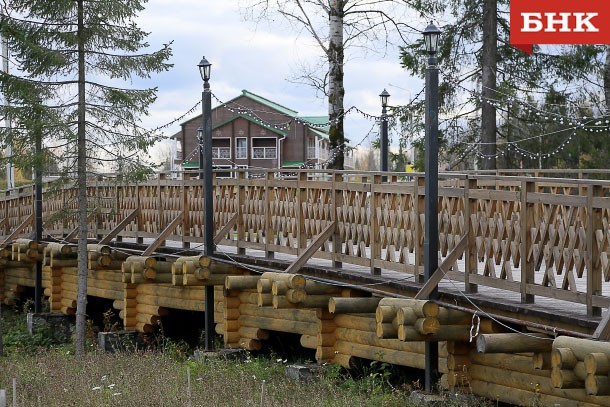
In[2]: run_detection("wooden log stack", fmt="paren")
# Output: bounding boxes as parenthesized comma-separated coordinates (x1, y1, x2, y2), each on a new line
(374, 298, 473, 342)
(171, 255, 239, 287)
(466, 332, 610, 405)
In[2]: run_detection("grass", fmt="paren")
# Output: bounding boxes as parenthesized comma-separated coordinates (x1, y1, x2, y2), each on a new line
(0, 307, 490, 406)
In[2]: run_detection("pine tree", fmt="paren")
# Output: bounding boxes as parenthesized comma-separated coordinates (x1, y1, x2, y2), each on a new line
(400, 0, 607, 171)
(0, 0, 172, 356)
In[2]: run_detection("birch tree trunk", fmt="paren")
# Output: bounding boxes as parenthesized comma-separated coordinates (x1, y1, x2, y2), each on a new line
(327, 1, 345, 169)
(75, 0, 89, 357)
(480, 0, 497, 170)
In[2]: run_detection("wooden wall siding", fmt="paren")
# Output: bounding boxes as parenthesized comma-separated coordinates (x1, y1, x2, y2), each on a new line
(2, 171, 610, 315)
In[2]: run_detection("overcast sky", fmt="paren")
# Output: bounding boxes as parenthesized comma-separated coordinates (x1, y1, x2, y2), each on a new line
(135, 1, 426, 162)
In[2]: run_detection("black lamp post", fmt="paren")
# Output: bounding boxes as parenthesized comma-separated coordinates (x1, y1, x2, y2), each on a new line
(198, 56, 215, 351)
(379, 89, 390, 176)
(34, 99, 43, 313)
(423, 22, 441, 392)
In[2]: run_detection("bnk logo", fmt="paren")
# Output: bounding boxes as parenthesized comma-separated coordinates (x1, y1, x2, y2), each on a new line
(510, 1, 610, 54)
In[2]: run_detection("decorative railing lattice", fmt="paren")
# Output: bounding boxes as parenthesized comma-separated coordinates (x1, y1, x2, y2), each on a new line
(1, 170, 610, 316)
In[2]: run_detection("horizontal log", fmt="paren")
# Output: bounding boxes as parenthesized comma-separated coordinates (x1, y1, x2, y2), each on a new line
(235, 291, 256, 305)
(300, 334, 317, 350)
(469, 351, 550, 376)
(259, 272, 306, 289)
(586, 374, 610, 396)
(257, 278, 272, 293)
(225, 275, 260, 291)
(469, 379, 601, 407)
(533, 352, 552, 370)
(315, 346, 335, 361)
(334, 340, 426, 369)
(332, 353, 357, 370)
(335, 327, 425, 354)
(238, 338, 261, 351)
(376, 305, 397, 324)
(239, 326, 269, 341)
(415, 317, 440, 335)
(237, 315, 317, 336)
(378, 298, 439, 317)
(552, 347, 578, 370)
(87, 244, 112, 255)
(136, 284, 206, 300)
(477, 333, 553, 353)
(257, 293, 273, 307)
(376, 321, 398, 339)
(334, 313, 377, 332)
(136, 295, 204, 312)
(585, 353, 610, 375)
(329, 297, 380, 314)
(134, 322, 154, 334)
(551, 365, 585, 389)
(136, 313, 160, 325)
(553, 336, 610, 361)
(286, 288, 307, 304)
(302, 279, 342, 295)
(238, 304, 318, 323)
(135, 304, 168, 316)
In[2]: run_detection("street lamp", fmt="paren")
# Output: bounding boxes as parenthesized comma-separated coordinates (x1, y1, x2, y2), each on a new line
(422, 21, 441, 392)
(379, 89, 390, 176)
(198, 55, 215, 351)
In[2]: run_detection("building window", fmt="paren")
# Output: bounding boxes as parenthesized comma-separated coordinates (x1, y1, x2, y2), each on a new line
(252, 138, 277, 159)
(307, 138, 316, 159)
(236, 138, 247, 159)
(212, 138, 231, 159)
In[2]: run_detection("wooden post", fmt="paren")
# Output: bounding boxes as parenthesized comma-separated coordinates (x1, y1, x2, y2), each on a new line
(414, 176, 425, 282)
(237, 171, 246, 255)
(587, 184, 603, 317)
(520, 180, 535, 304)
(265, 171, 274, 259)
(332, 172, 343, 269)
(297, 172, 307, 256)
(371, 175, 381, 275)
(464, 176, 478, 293)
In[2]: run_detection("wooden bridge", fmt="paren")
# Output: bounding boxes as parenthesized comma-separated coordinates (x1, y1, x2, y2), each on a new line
(2, 169, 610, 405)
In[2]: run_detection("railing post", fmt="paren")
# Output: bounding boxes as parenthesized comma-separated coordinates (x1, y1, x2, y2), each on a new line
(413, 176, 425, 282)
(297, 172, 307, 256)
(237, 171, 246, 255)
(464, 176, 478, 293)
(332, 172, 343, 269)
(136, 184, 143, 244)
(587, 184, 603, 317)
(371, 174, 381, 275)
(520, 180, 535, 304)
(265, 171, 274, 259)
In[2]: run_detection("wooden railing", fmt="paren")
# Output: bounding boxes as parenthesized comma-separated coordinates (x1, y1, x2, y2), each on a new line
(2, 169, 610, 316)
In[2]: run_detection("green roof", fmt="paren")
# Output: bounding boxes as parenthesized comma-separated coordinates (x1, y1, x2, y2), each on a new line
(214, 114, 286, 136)
(229, 90, 299, 117)
(299, 115, 330, 130)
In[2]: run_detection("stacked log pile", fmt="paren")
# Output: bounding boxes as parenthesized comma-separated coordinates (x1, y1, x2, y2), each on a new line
(374, 298, 475, 342)
(134, 283, 223, 333)
(171, 255, 236, 287)
(0, 246, 7, 303)
(551, 336, 610, 401)
(467, 332, 610, 406)
(2, 239, 44, 305)
(43, 242, 76, 313)
(122, 255, 174, 285)
(330, 296, 450, 371)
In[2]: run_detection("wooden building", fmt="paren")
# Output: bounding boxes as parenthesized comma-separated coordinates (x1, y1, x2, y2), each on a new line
(172, 89, 353, 174)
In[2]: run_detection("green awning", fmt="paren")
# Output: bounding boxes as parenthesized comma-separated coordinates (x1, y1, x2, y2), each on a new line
(282, 161, 304, 168)
(182, 161, 199, 169)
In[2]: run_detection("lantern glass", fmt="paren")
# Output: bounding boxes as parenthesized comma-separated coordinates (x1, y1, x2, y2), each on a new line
(423, 23, 441, 55)
(198, 56, 212, 81)
(379, 89, 390, 107)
